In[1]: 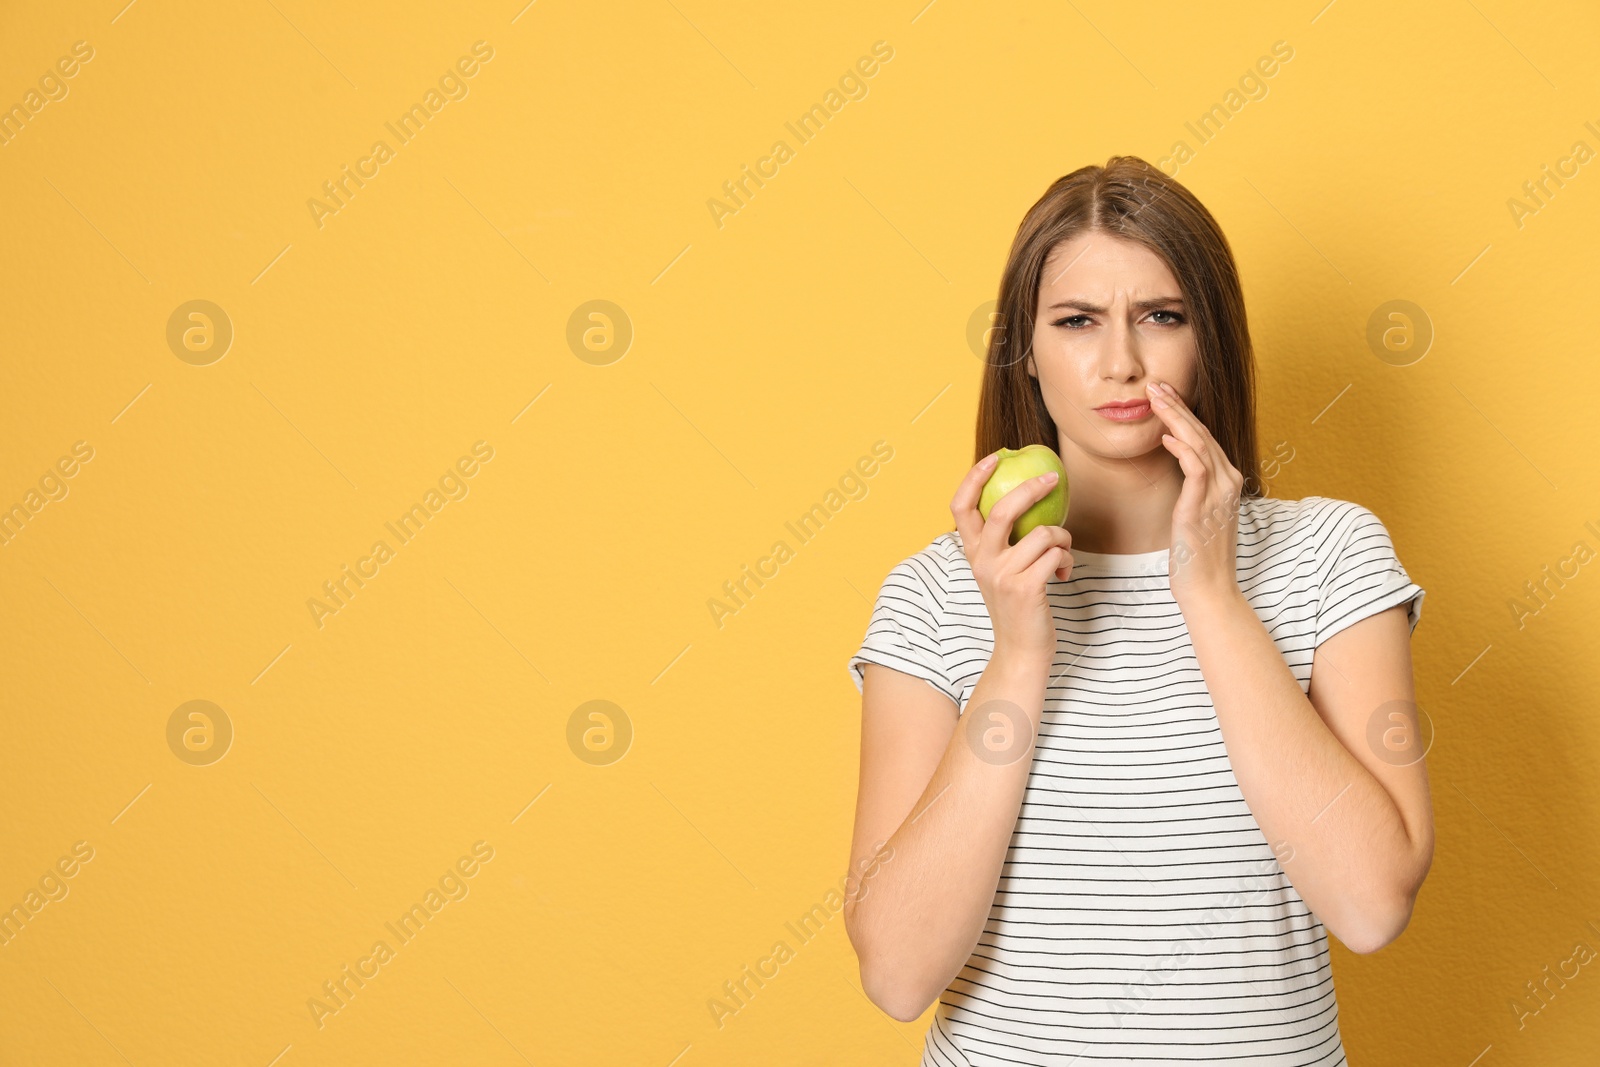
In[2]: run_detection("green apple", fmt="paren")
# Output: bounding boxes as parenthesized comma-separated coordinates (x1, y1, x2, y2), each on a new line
(977, 444, 1069, 546)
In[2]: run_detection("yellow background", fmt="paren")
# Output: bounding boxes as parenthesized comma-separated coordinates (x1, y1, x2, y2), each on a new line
(2, 0, 1598, 1064)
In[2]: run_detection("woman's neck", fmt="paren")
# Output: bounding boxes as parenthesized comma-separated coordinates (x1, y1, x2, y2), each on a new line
(1061, 452, 1185, 555)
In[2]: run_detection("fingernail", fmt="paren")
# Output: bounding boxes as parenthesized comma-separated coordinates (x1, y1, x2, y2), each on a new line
(983, 453, 998, 467)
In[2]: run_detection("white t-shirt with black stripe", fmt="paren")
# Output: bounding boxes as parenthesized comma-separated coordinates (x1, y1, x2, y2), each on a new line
(847, 494, 1425, 1067)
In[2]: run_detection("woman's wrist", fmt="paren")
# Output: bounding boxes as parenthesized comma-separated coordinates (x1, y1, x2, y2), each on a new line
(985, 643, 1054, 691)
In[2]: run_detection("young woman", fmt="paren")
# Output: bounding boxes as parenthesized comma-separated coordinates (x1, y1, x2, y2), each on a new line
(843, 157, 1432, 1066)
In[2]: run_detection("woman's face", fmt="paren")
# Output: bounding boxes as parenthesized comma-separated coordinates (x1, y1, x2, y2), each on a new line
(1027, 232, 1199, 464)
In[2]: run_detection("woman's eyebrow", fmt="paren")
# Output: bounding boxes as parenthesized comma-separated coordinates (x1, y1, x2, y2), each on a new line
(1046, 296, 1184, 311)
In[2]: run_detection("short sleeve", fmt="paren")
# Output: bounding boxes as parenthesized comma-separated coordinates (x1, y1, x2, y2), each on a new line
(846, 550, 961, 705)
(1315, 500, 1426, 646)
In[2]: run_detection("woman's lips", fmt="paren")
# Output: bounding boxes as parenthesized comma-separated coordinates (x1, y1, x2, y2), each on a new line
(1095, 401, 1151, 421)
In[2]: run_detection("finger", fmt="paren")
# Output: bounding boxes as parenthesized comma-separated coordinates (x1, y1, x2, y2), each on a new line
(951, 451, 1001, 549)
(1022, 543, 1070, 590)
(1161, 432, 1210, 485)
(1149, 382, 1229, 474)
(1147, 384, 1210, 460)
(1049, 535, 1075, 581)
(1005, 521, 1073, 572)
(1158, 382, 1254, 502)
(980, 471, 1063, 556)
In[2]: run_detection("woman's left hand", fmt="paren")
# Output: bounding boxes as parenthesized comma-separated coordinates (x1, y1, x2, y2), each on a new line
(1146, 379, 1245, 610)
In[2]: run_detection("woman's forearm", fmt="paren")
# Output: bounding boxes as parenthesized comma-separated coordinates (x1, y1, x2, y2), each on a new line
(847, 651, 1050, 1021)
(1181, 587, 1426, 950)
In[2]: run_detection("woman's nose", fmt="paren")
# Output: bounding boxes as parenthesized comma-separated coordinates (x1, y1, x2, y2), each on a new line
(1098, 327, 1142, 377)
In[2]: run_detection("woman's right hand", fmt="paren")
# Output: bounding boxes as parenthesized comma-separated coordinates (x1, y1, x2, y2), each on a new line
(950, 451, 1074, 665)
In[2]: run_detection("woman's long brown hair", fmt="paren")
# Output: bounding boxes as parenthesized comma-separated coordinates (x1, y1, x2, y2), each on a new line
(975, 156, 1263, 498)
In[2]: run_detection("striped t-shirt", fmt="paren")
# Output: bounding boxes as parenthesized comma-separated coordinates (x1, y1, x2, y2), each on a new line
(847, 494, 1425, 1067)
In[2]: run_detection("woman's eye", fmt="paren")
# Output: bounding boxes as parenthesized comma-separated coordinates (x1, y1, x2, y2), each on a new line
(1050, 311, 1184, 328)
